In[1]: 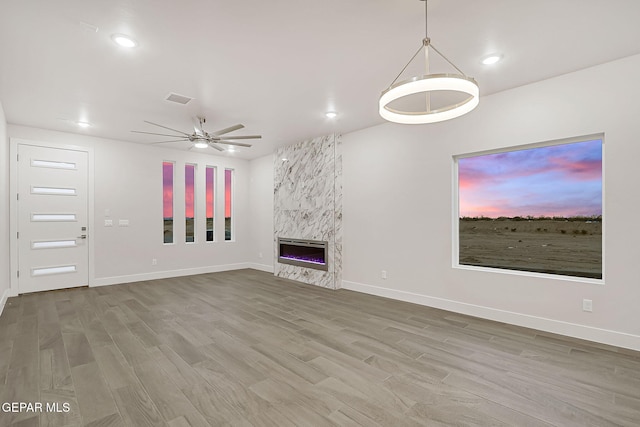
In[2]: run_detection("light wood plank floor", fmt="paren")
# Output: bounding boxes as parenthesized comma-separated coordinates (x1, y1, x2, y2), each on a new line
(1, 269, 639, 426)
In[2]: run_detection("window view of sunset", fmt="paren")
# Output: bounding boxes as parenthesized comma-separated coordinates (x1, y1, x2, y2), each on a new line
(206, 166, 215, 242)
(162, 162, 174, 244)
(225, 168, 233, 241)
(458, 138, 603, 279)
(185, 164, 196, 242)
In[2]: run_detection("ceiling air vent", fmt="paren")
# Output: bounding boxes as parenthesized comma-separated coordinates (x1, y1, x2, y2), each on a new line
(165, 93, 193, 105)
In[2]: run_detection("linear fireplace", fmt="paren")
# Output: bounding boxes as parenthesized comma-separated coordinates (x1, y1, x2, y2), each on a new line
(278, 238, 328, 271)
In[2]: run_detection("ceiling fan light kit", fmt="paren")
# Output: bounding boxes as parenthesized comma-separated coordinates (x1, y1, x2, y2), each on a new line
(379, 0, 479, 124)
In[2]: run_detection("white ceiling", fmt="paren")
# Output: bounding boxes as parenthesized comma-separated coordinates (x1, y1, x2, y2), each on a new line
(2, 0, 640, 160)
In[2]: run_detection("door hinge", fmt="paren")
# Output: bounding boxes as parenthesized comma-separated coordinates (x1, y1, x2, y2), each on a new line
(17, 193, 19, 201)
(17, 231, 19, 239)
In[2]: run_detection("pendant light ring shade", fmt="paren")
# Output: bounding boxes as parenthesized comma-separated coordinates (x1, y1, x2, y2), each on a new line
(379, 73, 479, 124)
(378, 0, 479, 124)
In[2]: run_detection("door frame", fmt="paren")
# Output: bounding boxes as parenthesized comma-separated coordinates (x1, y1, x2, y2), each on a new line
(9, 137, 95, 296)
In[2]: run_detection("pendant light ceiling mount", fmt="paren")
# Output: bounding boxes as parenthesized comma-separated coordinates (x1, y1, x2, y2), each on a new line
(379, 0, 479, 124)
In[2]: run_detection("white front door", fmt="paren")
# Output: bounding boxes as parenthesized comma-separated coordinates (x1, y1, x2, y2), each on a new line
(17, 144, 89, 294)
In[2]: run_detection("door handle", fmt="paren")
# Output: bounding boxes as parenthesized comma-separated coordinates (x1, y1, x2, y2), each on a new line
(77, 235, 87, 239)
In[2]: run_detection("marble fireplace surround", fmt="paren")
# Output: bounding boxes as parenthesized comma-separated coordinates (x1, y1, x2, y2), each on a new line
(273, 134, 342, 289)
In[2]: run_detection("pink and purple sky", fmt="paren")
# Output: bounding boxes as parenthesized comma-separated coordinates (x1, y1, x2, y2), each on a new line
(163, 164, 231, 219)
(458, 139, 602, 218)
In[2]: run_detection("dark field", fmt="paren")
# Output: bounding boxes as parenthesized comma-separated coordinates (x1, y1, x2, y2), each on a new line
(459, 219, 602, 279)
(163, 218, 225, 243)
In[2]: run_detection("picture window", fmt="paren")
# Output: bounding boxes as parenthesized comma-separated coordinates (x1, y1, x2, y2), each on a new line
(455, 136, 603, 280)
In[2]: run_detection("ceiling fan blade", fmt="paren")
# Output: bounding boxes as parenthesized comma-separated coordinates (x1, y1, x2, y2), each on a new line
(217, 135, 262, 140)
(132, 130, 187, 138)
(144, 120, 191, 136)
(149, 139, 189, 144)
(212, 124, 244, 136)
(216, 140, 253, 147)
(207, 142, 225, 151)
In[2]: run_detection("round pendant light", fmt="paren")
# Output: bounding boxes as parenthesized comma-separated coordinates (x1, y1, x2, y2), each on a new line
(379, 0, 479, 124)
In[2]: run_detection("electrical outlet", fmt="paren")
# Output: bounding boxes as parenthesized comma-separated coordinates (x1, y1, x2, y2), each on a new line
(152, 259, 157, 266)
(583, 299, 593, 312)
(258, 252, 263, 258)
(381, 270, 387, 279)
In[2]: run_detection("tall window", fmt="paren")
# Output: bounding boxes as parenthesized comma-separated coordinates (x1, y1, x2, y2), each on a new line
(456, 136, 603, 279)
(225, 168, 233, 241)
(162, 162, 174, 244)
(206, 166, 215, 242)
(185, 164, 196, 242)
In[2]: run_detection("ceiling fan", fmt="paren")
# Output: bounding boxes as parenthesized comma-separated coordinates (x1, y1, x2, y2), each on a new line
(132, 116, 261, 151)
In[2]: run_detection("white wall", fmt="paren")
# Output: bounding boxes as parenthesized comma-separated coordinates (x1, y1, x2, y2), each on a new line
(8, 125, 253, 288)
(341, 54, 640, 350)
(248, 153, 275, 271)
(0, 99, 10, 313)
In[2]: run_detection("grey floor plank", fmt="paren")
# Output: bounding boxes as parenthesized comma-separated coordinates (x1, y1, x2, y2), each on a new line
(110, 331, 153, 367)
(159, 330, 206, 366)
(147, 345, 205, 391)
(0, 366, 39, 426)
(40, 389, 82, 427)
(70, 362, 119, 425)
(132, 360, 209, 427)
(112, 384, 167, 427)
(83, 413, 125, 427)
(62, 332, 95, 368)
(92, 345, 138, 391)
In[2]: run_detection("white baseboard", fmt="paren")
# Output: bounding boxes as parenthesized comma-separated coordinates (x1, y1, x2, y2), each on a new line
(0, 288, 10, 318)
(247, 263, 274, 273)
(91, 263, 254, 287)
(342, 280, 640, 352)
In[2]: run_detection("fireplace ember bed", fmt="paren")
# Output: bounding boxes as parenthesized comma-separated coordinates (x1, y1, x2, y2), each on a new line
(277, 238, 328, 271)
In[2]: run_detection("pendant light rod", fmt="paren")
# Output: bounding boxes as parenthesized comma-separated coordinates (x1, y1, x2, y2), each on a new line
(424, 0, 428, 40)
(424, 1, 430, 111)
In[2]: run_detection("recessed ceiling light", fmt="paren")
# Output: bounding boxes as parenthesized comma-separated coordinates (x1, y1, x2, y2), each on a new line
(481, 53, 503, 65)
(76, 121, 91, 128)
(111, 34, 138, 48)
(325, 111, 337, 119)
